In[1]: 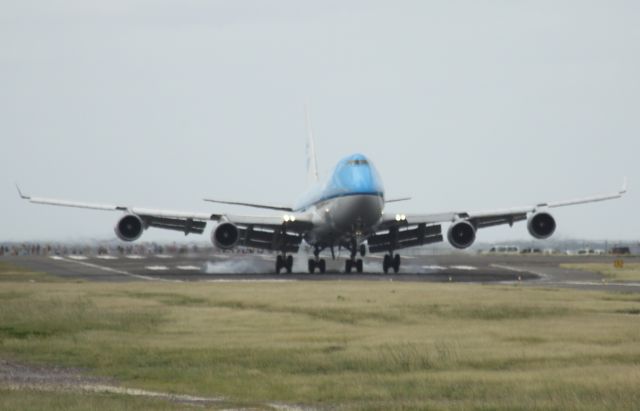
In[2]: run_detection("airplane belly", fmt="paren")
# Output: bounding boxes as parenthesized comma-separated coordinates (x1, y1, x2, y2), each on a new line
(330, 195, 383, 233)
(304, 194, 383, 246)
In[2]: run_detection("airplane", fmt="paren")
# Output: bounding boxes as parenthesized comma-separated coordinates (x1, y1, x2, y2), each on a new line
(17, 121, 627, 274)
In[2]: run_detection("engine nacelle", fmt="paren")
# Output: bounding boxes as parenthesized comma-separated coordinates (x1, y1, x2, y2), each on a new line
(114, 214, 144, 242)
(212, 222, 240, 249)
(447, 220, 476, 249)
(527, 212, 556, 239)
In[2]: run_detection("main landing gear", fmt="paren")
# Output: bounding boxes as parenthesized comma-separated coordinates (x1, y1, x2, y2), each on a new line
(308, 246, 326, 274)
(383, 253, 401, 274)
(276, 254, 293, 274)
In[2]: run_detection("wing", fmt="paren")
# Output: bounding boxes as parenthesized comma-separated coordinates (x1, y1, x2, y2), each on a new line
(371, 179, 628, 252)
(16, 186, 314, 242)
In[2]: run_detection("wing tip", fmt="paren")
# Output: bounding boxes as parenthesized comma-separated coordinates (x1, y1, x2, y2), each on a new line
(621, 177, 628, 195)
(15, 183, 29, 200)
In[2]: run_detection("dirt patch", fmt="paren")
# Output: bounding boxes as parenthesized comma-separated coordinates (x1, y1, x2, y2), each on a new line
(0, 359, 316, 410)
(0, 359, 225, 406)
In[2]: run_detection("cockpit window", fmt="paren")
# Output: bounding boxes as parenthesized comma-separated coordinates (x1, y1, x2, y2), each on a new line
(347, 159, 369, 166)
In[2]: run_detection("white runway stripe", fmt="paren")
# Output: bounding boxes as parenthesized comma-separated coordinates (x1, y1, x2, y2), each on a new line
(449, 265, 478, 271)
(125, 255, 146, 259)
(176, 265, 200, 271)
(155, 254, 173, 259)
(50, 256, 64, 260)
(146, 265, 169, 271)
(422, 265, 447, 270)
(67, 255, 88, 260)
(95, 255, 118, 260)
(48, 256, 178, 282)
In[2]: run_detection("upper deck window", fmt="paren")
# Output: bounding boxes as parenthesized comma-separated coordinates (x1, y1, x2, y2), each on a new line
(347, 159, 369, 166)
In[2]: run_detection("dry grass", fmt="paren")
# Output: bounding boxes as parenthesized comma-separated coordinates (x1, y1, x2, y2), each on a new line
(1, 268, 640, 409)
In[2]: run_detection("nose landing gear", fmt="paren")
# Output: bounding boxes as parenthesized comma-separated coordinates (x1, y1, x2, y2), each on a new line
(344, 238, 364, 273)
(345, 258, 363, 273)
(308, 246, 326, 274)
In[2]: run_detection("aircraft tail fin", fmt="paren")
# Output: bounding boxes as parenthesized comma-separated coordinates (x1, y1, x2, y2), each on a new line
(304, 104, 319, 186)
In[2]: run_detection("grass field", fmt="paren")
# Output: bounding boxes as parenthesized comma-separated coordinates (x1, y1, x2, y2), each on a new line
(1, 263, 640, 410)
(562, 262, 640, 282)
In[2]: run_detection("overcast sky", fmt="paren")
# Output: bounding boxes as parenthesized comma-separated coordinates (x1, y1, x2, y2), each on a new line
(1, 1, 638, 243)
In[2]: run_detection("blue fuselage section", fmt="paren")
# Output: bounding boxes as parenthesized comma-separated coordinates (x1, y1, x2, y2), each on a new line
(294, 154, 385, 245)
(294, 153, 385, 211)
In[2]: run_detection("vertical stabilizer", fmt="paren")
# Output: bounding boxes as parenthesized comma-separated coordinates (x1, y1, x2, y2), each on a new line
(305, 104, 320, 186)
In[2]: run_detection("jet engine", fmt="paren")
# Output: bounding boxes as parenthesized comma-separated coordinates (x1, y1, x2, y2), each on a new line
(212, 222, 240, 249)
(527, 212, 556, 239)
(447, 220, 476, 249)
(114, 214, 144, 242)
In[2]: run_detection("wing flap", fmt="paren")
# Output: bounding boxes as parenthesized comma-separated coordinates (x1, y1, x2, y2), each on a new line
(141, 215, 207, 235)
(368, 224, 443, 253)
(237, 226, 302, 253)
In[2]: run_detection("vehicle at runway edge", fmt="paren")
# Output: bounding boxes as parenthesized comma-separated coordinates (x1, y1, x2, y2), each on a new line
(16, 113, 627, 274)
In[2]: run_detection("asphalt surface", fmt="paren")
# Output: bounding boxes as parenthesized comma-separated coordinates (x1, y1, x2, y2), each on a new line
(3, 252, 640, 292)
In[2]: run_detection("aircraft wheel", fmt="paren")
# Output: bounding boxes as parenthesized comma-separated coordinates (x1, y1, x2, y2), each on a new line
(318, 259, 326, 273)
(286, 255, 293, 274)
(383, 254, 390, 274)
(345, 259, 353, 273)
(393, 254, 401, 274)
(359, 244, 366, 257)
(356, 259, 364, 273)
(308, 259, 316, 274)
(276, 255, 284, 274)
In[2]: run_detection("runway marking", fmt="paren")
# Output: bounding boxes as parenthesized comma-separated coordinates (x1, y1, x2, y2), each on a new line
(146, 265, 169, 271)
(49, 256, 178, 282)
(491, 264, 550, 280)
(49, 256, 64, 260)
(95, 255, 118, 260)
(422, 265, 447, 270)
(67, 255, 88, 261)
(176, 265, 201, 271)
(203, 279, 297, 283)
(155, 254, 173, 259)
(125, 255, 146, 260)
(449, 265, 477, 271)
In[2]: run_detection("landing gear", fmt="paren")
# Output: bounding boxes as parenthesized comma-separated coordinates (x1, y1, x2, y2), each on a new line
(344, 258, 363, 273)
(308, 258, 326, 273)
(383, 253, 401, 274)
(343, 238, 364, 273)
(276, 254, 293, 274)
(308, 246, 326, 274)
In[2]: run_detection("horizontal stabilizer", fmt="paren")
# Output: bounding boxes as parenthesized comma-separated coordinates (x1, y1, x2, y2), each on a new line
(385, 197, 412, 203)
(203, 198, 293, 212)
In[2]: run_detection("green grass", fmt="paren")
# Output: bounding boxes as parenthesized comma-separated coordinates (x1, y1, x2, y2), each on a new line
(562, 262, 640, 282)
(1, 279, 640, 410)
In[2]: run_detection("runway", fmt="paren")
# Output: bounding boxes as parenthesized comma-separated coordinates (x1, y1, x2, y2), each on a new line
(3, 251, 639, 292)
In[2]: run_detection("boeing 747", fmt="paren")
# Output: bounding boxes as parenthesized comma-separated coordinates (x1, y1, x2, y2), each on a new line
(17, 124, 627, 274)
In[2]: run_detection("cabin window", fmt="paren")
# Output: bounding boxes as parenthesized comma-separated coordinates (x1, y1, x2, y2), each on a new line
(347, 159, 369, 166)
